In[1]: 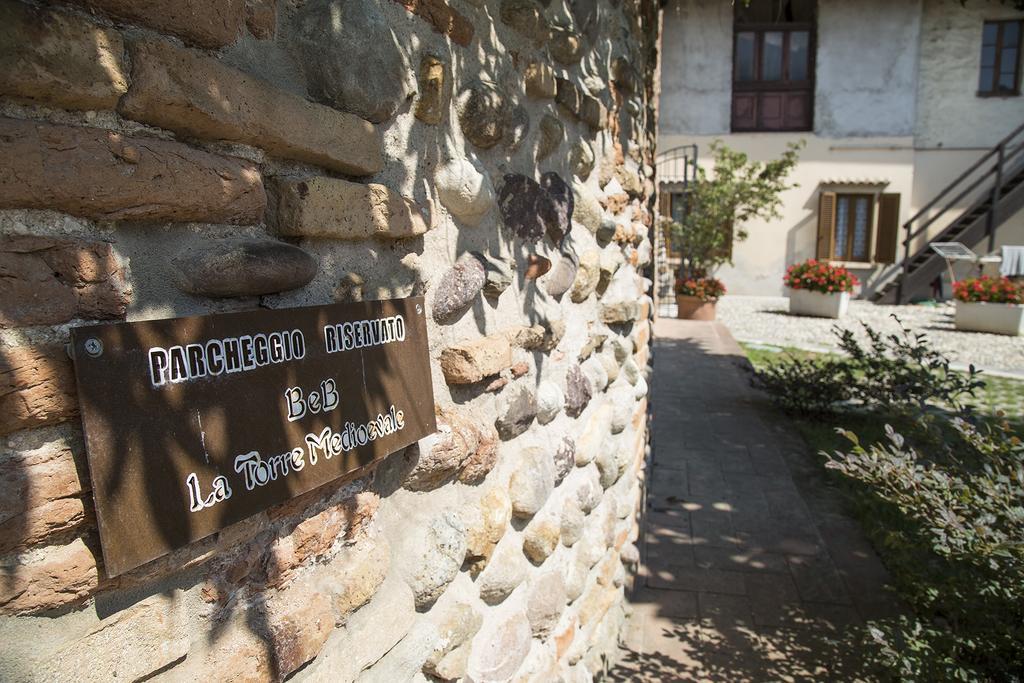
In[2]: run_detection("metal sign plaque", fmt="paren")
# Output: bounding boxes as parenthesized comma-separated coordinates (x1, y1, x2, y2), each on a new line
(69, 297, 436, 577)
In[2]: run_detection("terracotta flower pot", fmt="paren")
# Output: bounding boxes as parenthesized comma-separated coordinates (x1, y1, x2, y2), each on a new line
(675, 295, 717, 320)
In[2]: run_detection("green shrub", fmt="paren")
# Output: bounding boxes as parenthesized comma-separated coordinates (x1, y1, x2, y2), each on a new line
(747, 319, 1021, 680)
(748, 317, 983, 417)
(828, 421, 1024, 681)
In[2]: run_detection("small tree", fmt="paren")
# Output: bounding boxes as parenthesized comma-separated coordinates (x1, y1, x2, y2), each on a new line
(665, 140, 802, 280)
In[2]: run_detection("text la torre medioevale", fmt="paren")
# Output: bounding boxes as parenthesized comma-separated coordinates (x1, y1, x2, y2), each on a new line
(145, 314, 411, 513)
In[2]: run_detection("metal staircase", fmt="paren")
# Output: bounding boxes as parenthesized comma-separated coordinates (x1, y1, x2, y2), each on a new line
(873, 121, 1024, 305)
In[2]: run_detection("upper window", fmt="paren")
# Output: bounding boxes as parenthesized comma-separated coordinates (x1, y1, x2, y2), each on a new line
(979, 20, 1022, 96)
(732, 0, 815, 132)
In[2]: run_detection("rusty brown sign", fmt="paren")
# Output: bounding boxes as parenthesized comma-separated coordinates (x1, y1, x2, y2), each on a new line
(70, 297, 436, 577)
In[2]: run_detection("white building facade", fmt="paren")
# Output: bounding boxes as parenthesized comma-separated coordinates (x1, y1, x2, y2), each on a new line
(658, 0, 1024, 299)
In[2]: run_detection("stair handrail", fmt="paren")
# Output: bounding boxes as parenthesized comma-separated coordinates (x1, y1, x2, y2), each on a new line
(905, 142, 1024, 246)
(895, 119, 1024, 303)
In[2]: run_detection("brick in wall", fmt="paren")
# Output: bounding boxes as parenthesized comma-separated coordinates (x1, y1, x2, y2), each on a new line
(0, 497, 88, 554)
(0, 0, 129, 112)
(0, 537, 99, 615)
(66, 0, 244, 49)
(271, 176, 429, 240)
(0, 119, 266, 224)
(119, 38, 384, 176)
(0, 343, 79, 435)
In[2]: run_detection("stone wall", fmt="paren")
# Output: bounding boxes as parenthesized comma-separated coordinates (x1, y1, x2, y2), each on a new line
(0, 0, 658, 681)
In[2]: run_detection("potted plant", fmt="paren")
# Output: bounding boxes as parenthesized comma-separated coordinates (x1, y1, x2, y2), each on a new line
(662, 140, 802, 320)
(953, 275, 1024, 335)
(784, 259, 859, 318)
(675, 276, 726, 320)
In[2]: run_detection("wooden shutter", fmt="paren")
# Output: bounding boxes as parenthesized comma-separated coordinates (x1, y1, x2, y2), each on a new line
(658, 189, 671, 218)
(874, 193, 901, 264)
(816, 192, 836, 259)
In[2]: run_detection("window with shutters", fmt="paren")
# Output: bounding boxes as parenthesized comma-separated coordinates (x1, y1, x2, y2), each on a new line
(979, 20, 1022, 96)
(816, 191, 901, 264)
(732, 0, 815, 132)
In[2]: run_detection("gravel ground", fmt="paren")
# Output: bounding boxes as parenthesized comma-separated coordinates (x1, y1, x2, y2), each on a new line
(712, 295, 1024, 374)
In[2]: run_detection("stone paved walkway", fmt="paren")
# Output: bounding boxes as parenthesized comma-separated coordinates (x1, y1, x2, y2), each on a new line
(609, 319, 902, 682)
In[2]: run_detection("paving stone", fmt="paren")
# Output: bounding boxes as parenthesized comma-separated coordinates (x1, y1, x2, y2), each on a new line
(618, 318, 899, 679)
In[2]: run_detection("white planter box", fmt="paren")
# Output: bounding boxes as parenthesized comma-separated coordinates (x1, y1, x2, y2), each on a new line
(788, 289, 850, 319)
(954, 301, 1024, 336)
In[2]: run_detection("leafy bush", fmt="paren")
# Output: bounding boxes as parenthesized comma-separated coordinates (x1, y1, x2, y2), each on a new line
(828, 420, 1024, 680)
(674, 276, 726, 301)
(747, 317, 1023, 680)
(748, 317, 982, 417)
(746, 351, 853, 415)
(784, 258, 859, 294)
(953, 275, 1024, 304)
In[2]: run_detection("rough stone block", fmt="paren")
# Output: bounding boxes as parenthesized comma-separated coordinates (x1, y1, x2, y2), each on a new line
(271, 176, 428, 240)
(265, 582, 335, 678)
(390, 0, 474, 46)
(0, 235, 129, 328)
(457, 80, 509, 150)
(404, 408, 483, 490)
(0, 497, 87, 554)
(314, 538, 390, 622)
(47, 593, 188, 681)
(264, 496, 380, 589)
(170, 238, 317, 298)
(524, 61, 556, 98)
(120, 38, 383, 176)
(0, 119, 265, 224)
(67, 0, 244, 48)
(477, 538, 528, 605)
(0, 537, 98, 614)
(439, 335, 512, 384)
(509, 447, 554, 517)
(400, 511, 467, 609)
(526, 571, 566, 637)
(305, 575, 417, 679)
(494, 382, 537, 440)
(0, 344, 79, 435)
(456, 423, 499, 484)
(425, 603, 482, 678)
(466, 609, 532, 681)
(0, 437, 88, 525)
(500, 0, 549, 44)
(294, 0, 413, 125)
(522, 517, 560, 564)
(245, 0, 276, 38)
(465, 486, 511, 572)
(415, 56, 448, 125)
(0, 1, 129, 112)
